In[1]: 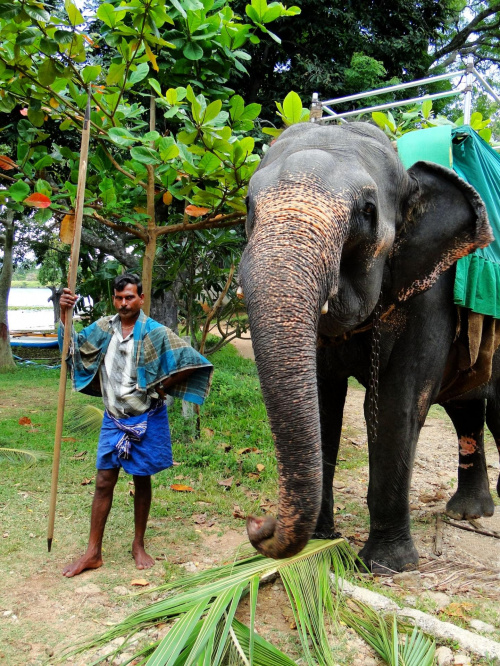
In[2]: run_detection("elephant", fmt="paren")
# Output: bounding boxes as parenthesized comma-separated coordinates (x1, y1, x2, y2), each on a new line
(238, 121, 497, 572)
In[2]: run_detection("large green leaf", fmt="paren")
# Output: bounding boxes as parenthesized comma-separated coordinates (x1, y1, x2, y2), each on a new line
(24, 3, 50, 22)
(130, 146, 161, 164)
(82, 65, 101, 83)
(106, 63, 126, 86)
(96, 2, 118, 27)
(183, 42, 204, 60)
(158, 137, 179, 161)
(128, 62, 149, 85)
(65, 0, 84, 25)
(38, 59, 57, 87)
(8, 180, 30, 202)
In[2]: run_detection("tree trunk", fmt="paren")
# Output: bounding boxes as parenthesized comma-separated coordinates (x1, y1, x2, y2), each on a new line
(0, 211, 16, 372)
(149, 288, 179, 332)
(48, 286, 63, 326)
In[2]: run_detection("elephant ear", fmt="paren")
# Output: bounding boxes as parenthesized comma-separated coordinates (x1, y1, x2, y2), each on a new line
(388, 160, 492, 304)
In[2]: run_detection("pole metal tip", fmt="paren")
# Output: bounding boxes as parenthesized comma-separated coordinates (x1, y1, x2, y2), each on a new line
(47, 537, 53, 552)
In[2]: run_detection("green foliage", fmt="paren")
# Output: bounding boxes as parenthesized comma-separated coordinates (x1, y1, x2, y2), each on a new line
(371, 100, 494, 143)
(0, 0, 300, 242)
(263, 91, 309, 138)
(341, 602, 436, 666)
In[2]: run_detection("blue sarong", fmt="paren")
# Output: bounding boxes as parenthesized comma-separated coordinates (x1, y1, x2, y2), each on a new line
(96, 403, 172, 476)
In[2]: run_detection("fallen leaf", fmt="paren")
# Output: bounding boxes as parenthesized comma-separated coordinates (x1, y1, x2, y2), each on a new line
(129, 489, 135, 497)
(81, 477, 94, 486)
(130, 579, 149, 586)
(219, 443, 232, 452)
(237, 447, 261, 455)
(193, 513, 207, 524)
(443, 602, 473, 619)
(174, 474, 185, 480)
(170, 484, 194, 492)
(348, 437, 366, 447)
(24, 193, 51, 208)
(18, 416, 32, 426)
(172, 461, 181, 466)
(232, 505, 246, 519)
(334, 504, 346, 514)
(259, 499, 277, 514)
(185, 205, 210, 217)
(62, 437, 77, 443)
(248, 472, 260, 481)
(202, 428, 214, 438)
(218, 476, 234, 489)
(71, 450, 87, 460)
(0, 155, 17, 170)
(256, 463, 265, 472)
(206, 519, 216, 527)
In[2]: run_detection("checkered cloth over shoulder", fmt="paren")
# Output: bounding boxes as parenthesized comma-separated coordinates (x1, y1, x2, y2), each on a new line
(58, 310, 213, 409)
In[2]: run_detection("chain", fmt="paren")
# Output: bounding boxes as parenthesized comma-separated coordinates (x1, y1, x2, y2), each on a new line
(367, 299, 383, 446)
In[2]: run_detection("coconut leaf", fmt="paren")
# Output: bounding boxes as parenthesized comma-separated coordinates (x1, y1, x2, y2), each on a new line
(66, 404, 104, 437)
(0, 446, 47, 466)
(62, 539, 358, 665)
(340, 601, 435, 666)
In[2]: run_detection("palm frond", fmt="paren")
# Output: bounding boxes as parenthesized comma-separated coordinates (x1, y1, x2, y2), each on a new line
(0, 446, 48, 466)
(65, 404, 104, 437)
(340, 601, 436, 666)
(62, 539, 358, 666)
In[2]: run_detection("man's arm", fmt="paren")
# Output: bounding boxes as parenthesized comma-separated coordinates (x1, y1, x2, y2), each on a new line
(59, 287, 78, 326)
(156, 368, 196, 399)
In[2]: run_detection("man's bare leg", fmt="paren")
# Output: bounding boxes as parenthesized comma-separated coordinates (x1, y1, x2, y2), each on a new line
(132, 474, 155, 569)
(63, 468, 119, 577)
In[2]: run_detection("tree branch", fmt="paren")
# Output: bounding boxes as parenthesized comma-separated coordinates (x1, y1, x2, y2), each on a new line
(155, 214, 245, 237)
(90, 211, 147, 240)
(80, 228, 139, 269)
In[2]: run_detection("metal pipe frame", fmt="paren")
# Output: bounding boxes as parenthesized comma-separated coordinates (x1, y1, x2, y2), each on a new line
(318, 89, 461, 122)
(320, 70, 465, 107)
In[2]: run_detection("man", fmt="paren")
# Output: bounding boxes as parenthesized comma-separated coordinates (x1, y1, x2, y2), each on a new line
(58, 274, 213, 578)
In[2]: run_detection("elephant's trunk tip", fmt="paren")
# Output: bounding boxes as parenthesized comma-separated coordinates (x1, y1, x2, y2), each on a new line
(246, 515, 308, 559)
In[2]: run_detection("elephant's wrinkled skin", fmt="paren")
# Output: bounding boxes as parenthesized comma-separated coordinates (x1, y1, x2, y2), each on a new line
(239, 122, 494, 570)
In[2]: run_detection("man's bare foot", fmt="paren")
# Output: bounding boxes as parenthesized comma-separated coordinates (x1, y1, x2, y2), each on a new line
(132, 541, 155, 570)
(62, 552, 103, 578)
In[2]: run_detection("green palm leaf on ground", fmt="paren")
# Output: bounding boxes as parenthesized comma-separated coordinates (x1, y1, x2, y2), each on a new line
(340, 601, 436, 666)
(0, 445, 48, 466)
(62, 539, 436, 666)
(66, 404, 104, 437)
(63, 539, 357, 665)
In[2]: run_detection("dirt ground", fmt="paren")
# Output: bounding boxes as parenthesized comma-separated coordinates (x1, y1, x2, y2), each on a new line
(1, 337, 499, 665)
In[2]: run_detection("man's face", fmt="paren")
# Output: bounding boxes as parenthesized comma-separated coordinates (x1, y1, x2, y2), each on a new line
(113, 283, 144, 322)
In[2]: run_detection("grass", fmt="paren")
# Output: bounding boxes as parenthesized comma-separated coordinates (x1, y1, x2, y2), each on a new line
(10, 280, 44, 288)
(0, 344, 279, 557)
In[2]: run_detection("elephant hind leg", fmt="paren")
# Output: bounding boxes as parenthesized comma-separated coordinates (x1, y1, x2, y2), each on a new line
(485, 397, 500, 497)
(444, 399, 495, 519)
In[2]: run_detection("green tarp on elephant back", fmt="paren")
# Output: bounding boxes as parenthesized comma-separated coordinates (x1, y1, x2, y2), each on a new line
(398, 125, 500, 318)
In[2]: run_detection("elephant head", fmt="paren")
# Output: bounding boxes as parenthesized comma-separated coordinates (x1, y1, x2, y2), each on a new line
(239, 122, 491, 559)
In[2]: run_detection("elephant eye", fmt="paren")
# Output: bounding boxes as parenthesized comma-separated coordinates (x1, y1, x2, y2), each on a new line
(361, 202, 376, 220)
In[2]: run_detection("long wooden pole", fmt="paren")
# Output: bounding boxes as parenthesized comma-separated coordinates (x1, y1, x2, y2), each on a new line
(47, 90, 92, 552)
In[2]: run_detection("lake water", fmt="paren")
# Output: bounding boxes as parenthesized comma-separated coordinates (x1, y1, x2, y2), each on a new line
(8, 287, 55, 332)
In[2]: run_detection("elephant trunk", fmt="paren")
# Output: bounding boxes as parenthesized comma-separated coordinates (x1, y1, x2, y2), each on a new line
(240, 180, 350, 558)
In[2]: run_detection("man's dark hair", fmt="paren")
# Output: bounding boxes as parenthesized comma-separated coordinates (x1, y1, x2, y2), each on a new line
(113, 273, 143, 296)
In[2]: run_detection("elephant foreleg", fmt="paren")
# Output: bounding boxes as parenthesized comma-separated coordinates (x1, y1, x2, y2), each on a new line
(485, 397, 500, 498)
(314, 357, 347, 539)
(444, 400, 495, 519)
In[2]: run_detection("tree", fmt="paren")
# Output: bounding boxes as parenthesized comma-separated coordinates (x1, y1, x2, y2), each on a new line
(227, 0, 500, 118)
(0, 0, 299, 320)
(228, 0, 458, 115)
(0, 209, 16, 370)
